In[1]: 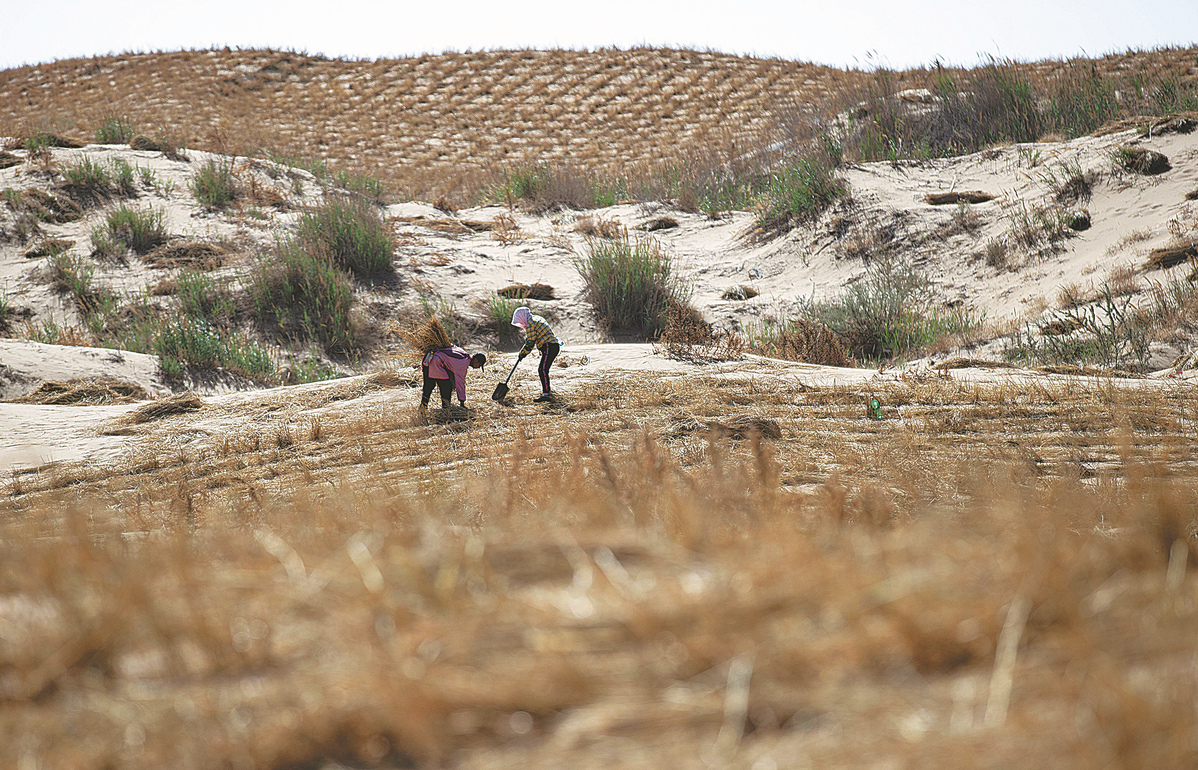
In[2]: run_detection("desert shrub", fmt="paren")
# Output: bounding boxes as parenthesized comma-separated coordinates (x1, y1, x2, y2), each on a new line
(60, 155, 112, 193)
(1004, 286, 1151, 372)
(1004, 199, 1075, 256)
(489, 164, 627, 213)
(295, 194, 395, 282)
(575, 233, 690, 336)
(657, 299, 744, 361)
(177, 271, 236, 325)
(753, 145, 846, 237)
(250, 236, 358, 354)
(0, 291, 10, 333)
(481, 294, 521, 346)
(154, 317, 274, 381)
(95, 115, 136, 144)
(744, 316, 850, 367)
(802, 256, 981, 362)
(190, 158, 237, 208)
(332, 169, 386, 202)
(95, 204, 167, 255)
(1040, 159, 1096, 206)
(48, 252, 120, 320)
(109, 158, 137, 196)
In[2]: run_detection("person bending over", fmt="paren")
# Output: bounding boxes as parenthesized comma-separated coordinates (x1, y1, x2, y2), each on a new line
(512, 306, 561, 402)
(421, 346, 486, 409)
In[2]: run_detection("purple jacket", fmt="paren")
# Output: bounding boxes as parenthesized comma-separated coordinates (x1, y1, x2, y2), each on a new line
(423, 346, 471, 402)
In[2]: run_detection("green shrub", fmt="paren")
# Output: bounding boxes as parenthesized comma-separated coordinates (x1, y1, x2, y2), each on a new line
(1003, 285, 1151, 371)
(48, 252, 119, 319)
(801, 256, 981, 362)
(0, 291, 10, 333)
(177, 271, 235, 324)
(155, 317, 274, 381)
(190, 158, 237, 208)
(483, 294, 521, 345)
(250, 236, 358, 354)
(295, 194, 394, 282)
(61, 156, 112, 192)
(95, 115, 136, 144)
(100, 204, 167, 255)
(109, 158, 137, 196)
(753, 147, 846, 237)
(575, 233, 690, 336)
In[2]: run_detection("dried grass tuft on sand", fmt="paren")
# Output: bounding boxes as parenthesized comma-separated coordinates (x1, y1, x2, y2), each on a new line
(15, 378, 148, 405)
(497, 282, 556, 300)
(126, 392, 205, 423)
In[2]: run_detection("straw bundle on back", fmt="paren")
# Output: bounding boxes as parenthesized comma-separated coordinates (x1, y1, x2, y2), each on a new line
(399, 316, 453, 363)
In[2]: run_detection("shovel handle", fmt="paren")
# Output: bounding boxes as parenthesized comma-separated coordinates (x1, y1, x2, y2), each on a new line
(503, 357, 521, 384)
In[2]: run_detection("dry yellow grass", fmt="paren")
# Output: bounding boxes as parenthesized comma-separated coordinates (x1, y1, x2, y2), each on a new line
(2, 369, 1197, 767)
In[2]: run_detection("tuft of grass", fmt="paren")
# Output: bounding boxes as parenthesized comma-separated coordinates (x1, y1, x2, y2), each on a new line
(48, 252, 119, 319)
(154, 317, 274, 382)
(752, 143, 846, 237)
(801, 256, 982, 363)
(176, 270, 235, 325)
(93, 204, 167, 256)
(109, 157, 137, 196)
(575, 233, 690, 336)
(294, 194, 395, 282)
(480, 294, 522, 346)
(488, 164, 628, 213)
(250, 236, 358, 355)
(743, 315, 850, 366)
(189, 158, 237, 208)
(60, 155, 112, 193)
(95, 115, 136, 144)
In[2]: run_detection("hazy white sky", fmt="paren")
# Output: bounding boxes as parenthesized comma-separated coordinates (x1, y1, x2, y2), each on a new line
(1, 0, 1196, 71)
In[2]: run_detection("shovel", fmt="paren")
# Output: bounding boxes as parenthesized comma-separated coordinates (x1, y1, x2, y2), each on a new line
(491, 358, 522, 401)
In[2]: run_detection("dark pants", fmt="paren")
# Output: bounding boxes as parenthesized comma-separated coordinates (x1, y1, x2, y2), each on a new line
(421, 365, 454, 407)
(539, 342, 560, 393)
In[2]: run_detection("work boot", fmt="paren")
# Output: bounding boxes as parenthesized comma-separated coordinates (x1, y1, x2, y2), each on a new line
(533, 392, 553, 403)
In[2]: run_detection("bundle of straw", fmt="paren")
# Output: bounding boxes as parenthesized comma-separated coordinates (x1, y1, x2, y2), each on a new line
(399, 316, 453, 362)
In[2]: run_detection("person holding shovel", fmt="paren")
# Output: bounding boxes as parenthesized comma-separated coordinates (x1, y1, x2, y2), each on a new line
(512, 306, 560, 402)
(421, 346, 487, 409)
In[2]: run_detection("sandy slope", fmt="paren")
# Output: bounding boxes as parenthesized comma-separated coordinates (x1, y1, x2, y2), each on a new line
(2, 126, 1198, 472)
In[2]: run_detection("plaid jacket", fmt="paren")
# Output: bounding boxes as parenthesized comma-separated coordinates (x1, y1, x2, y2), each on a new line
(520, 315, 560, 355)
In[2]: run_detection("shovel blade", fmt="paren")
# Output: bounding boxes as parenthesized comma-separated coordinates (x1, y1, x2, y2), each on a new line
(491, 382, 509, 401)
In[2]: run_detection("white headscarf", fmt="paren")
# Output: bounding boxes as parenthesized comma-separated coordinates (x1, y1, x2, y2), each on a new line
(511, 306, 533, 328)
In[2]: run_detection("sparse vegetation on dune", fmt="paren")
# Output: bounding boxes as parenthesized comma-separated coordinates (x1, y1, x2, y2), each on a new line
(2, 370, 1198, 767)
